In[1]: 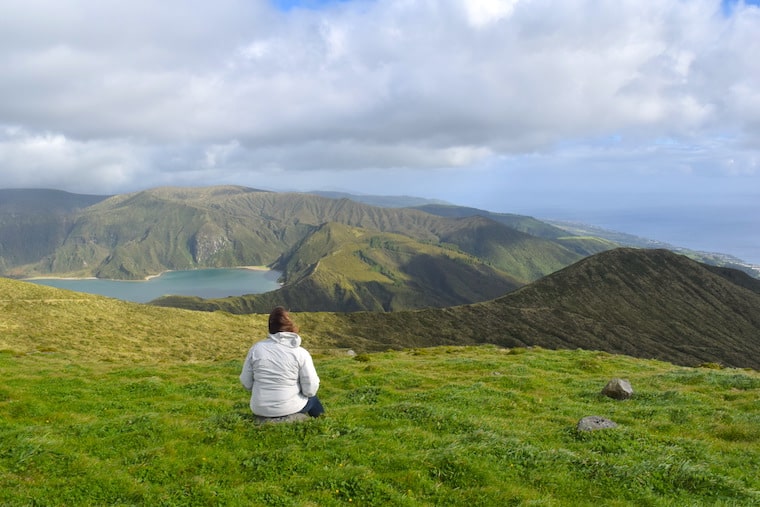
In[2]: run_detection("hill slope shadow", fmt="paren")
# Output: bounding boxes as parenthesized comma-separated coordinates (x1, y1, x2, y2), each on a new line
(321, 248, 760, 369)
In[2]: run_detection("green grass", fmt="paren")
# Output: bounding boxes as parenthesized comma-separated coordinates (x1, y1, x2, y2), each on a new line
(2, 346, 759, 506)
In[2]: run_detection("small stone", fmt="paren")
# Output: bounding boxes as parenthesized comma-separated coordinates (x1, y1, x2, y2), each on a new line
(601, 378, 634, 400)
(577, 416, 618, 432)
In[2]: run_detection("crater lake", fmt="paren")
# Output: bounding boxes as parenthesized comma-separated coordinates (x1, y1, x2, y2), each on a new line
(27, 268, 282, 303)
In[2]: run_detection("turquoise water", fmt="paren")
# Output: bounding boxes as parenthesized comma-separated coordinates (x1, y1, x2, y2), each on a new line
(28, 268, 282, 303)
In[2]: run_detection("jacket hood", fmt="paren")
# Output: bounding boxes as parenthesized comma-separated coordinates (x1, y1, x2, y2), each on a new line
(267, 331, 302, 348)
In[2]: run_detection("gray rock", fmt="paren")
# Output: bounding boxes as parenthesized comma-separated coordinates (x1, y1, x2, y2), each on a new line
(254, 412, 310, 425)
(601, 378, 634, 400)
(577, 416, 618, 432)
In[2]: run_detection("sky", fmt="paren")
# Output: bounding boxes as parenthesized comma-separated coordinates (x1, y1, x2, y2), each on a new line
(1, 0, 759, 263)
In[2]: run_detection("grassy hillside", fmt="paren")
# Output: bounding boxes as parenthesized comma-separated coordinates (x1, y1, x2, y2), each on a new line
(151, 222, 523, 313)
(292, 248, 760, 370)
(0, 277, 265, 362)
(263, 248, 760, 370)
(2, 268, 759, 504)
(2, 335, 759, 504)
(4, 246, 760, 368)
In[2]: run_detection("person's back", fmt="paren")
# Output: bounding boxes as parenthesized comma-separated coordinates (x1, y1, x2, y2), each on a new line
(240, 307, 324, 418)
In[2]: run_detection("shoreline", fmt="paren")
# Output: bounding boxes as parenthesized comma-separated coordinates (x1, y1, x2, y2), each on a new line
(23, 275, 99, 281)
(24, 265, 275, 282)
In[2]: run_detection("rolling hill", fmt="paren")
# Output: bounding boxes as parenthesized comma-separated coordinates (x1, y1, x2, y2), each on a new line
(3, 247, 759, 369)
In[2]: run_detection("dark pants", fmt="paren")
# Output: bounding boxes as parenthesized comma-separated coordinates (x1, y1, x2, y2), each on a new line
(299, 396, 325, 417)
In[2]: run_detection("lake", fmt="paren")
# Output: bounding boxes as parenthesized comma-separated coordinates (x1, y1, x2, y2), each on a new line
(28, 268, 282, 303)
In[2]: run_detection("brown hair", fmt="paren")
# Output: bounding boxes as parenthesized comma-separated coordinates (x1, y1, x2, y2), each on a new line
(268, 306, 299, 334)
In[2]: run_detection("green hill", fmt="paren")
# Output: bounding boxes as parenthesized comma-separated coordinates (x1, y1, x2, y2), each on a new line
(1, 272, 759, 505)
(1, 186, 587, 311)
(151, 222, 523, 312)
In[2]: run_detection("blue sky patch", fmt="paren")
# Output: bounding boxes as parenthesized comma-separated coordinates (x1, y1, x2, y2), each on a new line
(272, 0, 351, 11)
(722, 0, 760, 14)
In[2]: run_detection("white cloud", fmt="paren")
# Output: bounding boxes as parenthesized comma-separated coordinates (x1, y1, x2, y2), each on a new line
(0, 0, 757, 197)
(463, 0, 520, 27)
(0, 127, 142, 192)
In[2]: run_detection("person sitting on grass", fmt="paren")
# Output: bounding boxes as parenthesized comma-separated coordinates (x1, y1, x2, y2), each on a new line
(239, 306, 324, 419)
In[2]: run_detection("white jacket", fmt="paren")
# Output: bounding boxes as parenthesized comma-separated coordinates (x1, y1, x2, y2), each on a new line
(239, 332, 320, 417)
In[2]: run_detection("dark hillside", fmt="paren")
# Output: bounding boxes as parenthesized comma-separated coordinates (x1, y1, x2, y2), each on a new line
(0, 188, 109, 213)
(297, 248, 760, 369)
(703, 264, 760, 294)
(497, 248, 760, 368)
(0, 189, 109, 274)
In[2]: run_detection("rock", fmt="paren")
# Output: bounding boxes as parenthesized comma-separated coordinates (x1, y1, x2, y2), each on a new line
(254, 413, 310, 425)
(577, 416, 618, 432)
(601, 378, 633, 400)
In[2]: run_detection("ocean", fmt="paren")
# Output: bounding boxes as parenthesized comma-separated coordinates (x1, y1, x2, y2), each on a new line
(536, 203, 760, 266)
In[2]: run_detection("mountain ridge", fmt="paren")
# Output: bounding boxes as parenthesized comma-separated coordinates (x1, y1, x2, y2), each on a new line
(317, 191, 760, 276)
(2, 247, 759, 369)
(294, 248, 760, 369)
(1, 186, 590, 310)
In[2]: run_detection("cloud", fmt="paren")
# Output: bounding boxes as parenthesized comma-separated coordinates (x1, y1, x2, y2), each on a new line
(0, 0, 758, 195)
